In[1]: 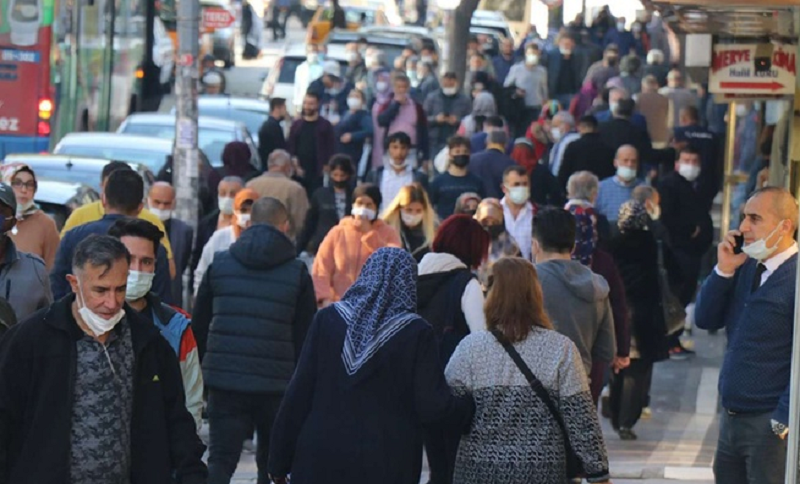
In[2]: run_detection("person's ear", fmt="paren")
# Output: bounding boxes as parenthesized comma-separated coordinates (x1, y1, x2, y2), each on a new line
(136, 202, 144, 215)
(66, 274, 80, 297)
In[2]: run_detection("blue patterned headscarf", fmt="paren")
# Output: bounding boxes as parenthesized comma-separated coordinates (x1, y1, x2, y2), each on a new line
(565, 199, 598, 266)
(334, 248, 419, 376)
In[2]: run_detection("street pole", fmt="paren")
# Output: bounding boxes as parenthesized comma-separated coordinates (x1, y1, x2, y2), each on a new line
(173, 0, 200, 308)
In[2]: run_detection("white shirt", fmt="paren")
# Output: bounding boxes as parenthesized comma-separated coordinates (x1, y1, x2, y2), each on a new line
(292, 61, 324, 112)
(501, 197, 534, 261)
(380, 165, 414, 212)
(194, 225, 236, 295)
(714, 242, 798, 285)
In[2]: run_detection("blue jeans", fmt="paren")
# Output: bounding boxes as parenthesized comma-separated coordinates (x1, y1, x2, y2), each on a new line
(713, 410, 787, 484)
(207, 389, 284, 484)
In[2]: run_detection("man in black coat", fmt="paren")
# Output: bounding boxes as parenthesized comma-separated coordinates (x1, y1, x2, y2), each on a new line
(147, 182, 194, 307)
(258, 98, 288, 164)
(0, 235, 207, 484)
(598, 99, 653, 175)
(193, 197, 317, 484)
(558, 114, 617, 189)
(658, 147, 713, 358)
(672, 105, 719, 212)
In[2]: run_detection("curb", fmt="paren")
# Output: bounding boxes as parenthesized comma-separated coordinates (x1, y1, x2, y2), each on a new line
(612, 464, 714, 481)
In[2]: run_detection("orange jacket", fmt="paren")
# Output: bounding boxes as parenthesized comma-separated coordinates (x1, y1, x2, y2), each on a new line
(312, 217, 401, 302)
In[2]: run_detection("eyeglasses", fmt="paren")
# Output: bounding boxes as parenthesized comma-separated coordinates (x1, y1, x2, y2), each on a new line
(11, 180, 35, 190)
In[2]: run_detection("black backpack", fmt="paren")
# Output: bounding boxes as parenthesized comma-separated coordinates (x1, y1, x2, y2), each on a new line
(417, 268, 476, 368)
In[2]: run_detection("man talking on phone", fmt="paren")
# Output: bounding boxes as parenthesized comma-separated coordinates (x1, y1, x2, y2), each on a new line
(695, 186, 799, 484)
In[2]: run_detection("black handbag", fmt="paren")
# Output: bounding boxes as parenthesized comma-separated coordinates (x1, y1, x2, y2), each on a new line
(491, 330, 585, 479)
(656, 239, 686, 335)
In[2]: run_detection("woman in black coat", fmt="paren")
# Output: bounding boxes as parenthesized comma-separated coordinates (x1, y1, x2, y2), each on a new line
(297, 155, 354, 255)
(607, 200, 670, 441)
(268, 248, 474, 484)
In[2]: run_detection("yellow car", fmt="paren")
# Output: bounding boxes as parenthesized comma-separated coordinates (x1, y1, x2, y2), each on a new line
(306, 5, 388, 44)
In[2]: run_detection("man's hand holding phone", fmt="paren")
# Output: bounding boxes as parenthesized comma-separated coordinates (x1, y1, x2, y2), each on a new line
(718, 230, 749, 275)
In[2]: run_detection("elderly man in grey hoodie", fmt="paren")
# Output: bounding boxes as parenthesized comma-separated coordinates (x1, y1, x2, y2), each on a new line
(532, 207, 616, 376)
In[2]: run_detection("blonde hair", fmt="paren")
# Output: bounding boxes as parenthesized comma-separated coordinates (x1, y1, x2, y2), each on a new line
(381, 183, 437, 247)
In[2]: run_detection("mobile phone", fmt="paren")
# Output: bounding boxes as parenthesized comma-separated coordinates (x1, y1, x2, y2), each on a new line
(733, 234, 744, 254)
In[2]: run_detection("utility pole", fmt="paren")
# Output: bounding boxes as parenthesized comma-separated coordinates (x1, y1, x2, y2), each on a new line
(173, 0, 200, 308)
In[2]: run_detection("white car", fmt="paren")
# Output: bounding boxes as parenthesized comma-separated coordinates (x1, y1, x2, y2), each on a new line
(260, 44, 348, 116)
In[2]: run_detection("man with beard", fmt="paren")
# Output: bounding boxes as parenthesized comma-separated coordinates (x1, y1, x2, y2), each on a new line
(287, 92, 335, 196)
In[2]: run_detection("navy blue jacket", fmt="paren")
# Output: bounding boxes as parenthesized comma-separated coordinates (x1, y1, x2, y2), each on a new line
(50, 214, 172, 304)
(673, 125, 719, 212)
(468, 148, 518, 199)
(0, 295, 207, 484)
(308, 79, 354, 117)
(492, 54, 519, 85)
(193, 223, 317, 395)
(695, 255, 797, 424)
(164, 218, 193, 307)
(334, 109, 373, 164)
(594, 110, 649, 133)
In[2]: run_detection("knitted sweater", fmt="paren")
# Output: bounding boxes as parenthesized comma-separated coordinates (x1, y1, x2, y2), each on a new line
(695, 255, 797, 424)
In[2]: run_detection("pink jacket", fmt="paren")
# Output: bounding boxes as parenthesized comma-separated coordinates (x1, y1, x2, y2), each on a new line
(312, 217, 401, 302)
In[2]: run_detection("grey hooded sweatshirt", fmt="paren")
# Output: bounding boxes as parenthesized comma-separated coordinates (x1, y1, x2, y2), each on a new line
(535, 259, 616, 375)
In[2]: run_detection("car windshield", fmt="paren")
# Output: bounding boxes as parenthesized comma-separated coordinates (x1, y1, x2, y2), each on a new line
(55, 145, 168, 173)
(22, 165, 100, 191)
(121, 123, 236, 167)
(320, 7, 376, 24)
(200, 106, 269, 136)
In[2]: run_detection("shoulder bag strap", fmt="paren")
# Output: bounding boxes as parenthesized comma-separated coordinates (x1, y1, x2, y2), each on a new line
(490, 330, 569, 437)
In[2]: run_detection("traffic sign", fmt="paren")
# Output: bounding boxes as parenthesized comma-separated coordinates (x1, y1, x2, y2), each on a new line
(709, 43, 796, 95)
(202, 8, 235, 30)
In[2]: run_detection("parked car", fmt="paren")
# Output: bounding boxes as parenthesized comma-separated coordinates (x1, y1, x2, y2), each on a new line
(171, 96, 271, 141)
(54, 133, 177, 175)
(470, 12, 514, 42)
(2, 154, 155, 195)
(117, 113, 263, 171)
(260, 43, 348, 114)
(35, 179, 100, 231)
(306, 4, 388, 43)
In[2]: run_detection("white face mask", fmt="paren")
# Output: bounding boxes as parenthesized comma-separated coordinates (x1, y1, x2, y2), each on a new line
(218, 196, 235, 215)
(352, 206, 376, 220)
(347, 97, 362, 110)
(307, 53, 319, 64)
(346, 51, 359, 63)
(736, 105, 748, 117)
(376, 81, 389, 92)
(421, 56, 433, 64)
(125, 270, 155, 301)
(506, 186, 530, 205)
(526, 54, 539, 65)
(149, 206, 172, 222)
(560, 47, 572, 55)
(617, 21, 626, 30)
(442, 86, 458, 96)
(389, 158, 408, 169)
(401, 211, 423, 227)
(610, 102, 620, 114)
(678, 163, 701, 182)
(76, 278, 126, 337)
(550, 127, 562, 141)
(742, 222, 785, 261)
(616, 166, 637, 182)
(236, 213, 251, 228)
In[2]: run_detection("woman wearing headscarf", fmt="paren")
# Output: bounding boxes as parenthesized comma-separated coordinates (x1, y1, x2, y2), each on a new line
(417, 215, 490, 484)
(312, 183, 401, 306)
(472, 198, 520, 287)
(607, 200, 670, 440)
(445, 257, 611, 484)
(565, 172, 630, 404)
(219, 141, 258, 181)
(268, 248, 475, 484)
(453, 192, 482, 216)
(1, 163, 60, 270)
(457, 92, 497, 139)
(194, 188, 259, 295)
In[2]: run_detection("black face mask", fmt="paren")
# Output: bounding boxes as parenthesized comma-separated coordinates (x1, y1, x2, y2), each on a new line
(451, 154, 470, 168)
(332, 179, 350, 189)
(484, 224, 504, 239)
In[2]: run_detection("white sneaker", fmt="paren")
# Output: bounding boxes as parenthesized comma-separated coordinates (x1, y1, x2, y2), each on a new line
(641, 407, 652, 419)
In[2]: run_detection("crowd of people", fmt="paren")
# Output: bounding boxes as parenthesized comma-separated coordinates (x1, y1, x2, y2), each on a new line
(0, 7, 797, 484)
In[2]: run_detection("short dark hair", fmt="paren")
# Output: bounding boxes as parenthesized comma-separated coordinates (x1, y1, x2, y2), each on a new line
(447, 136, 470, 150)
(386, 131, 412, 148)
(328, 154, 354, 175)
(679, 146, 701, 158)
(616, 98, 635, 117)
(107, 217, 163, 257)
(486, 116, 505, 129)
(304, 91, 321, 102)
(251, 197, 289, 227)
(101, 161, 132, 182)
(270, 98, 286, 113)
(681, 105, 700, 122)
(442, 71, 458, 81)
(352, 183, 382, 210)
(393, 73, 411, 86)
(533, 207, 576, 253)
(503, 164, 527, 180)
(105, 169, 144, 214)
(72, 234, 131, 276)
(579, 114, 598, 130)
